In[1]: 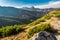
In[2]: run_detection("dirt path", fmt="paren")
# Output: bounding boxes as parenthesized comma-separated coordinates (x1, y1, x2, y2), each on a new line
(0, 22, 46, 40)
(0, 17, 60, 40)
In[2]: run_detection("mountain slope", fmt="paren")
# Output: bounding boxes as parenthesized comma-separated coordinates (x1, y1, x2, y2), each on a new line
(0, 10, 60, 40)
(0, 6, 54, 26)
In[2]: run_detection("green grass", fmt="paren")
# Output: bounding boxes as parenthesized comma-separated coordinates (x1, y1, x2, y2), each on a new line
(28, 10, 60, 26)
(0, 24, 26, 37)
(28, 14, 52, 26)
(27, 23, 51, 38)
(52, 11, 60, 17)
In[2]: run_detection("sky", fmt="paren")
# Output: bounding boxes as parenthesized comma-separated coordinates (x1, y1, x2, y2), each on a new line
(0, 0, 60, 8)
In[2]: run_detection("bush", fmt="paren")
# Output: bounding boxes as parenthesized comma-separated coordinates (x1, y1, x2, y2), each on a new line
(0, 24, 26, 37)
(28, 18, 45, 26)
(27, 23, 51, 38)
(28, 14, 52, 26)
(28, 10, 60, 26)
(52, 11, 60, 17)
(43, 14, 52, 20)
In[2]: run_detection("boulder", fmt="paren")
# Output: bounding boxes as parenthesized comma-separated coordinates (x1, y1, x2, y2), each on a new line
(29, 31, 57, 40)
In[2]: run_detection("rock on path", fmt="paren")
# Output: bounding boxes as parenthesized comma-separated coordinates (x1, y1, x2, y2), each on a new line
(29, 31, 57, 40)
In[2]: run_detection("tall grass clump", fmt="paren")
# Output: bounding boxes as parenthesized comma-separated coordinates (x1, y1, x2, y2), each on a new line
(28, 14, 52, 26)
(52, 11, 60, 17)
(27, 23, 51, 38)
(28, 10, 60, 26)
(0, 24, 26, 37)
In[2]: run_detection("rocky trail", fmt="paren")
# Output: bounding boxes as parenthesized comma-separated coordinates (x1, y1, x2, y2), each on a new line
(0, 22, 45, 40)
(0, 17, 60, 40)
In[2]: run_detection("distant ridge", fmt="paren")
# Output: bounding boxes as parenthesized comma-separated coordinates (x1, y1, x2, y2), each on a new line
(0, 6, 59, 26)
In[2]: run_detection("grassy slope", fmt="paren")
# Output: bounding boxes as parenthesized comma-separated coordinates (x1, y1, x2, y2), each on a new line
(27, 10, 60, 38)
(28, 10, 60, 26)
(0, 10, 60, 40)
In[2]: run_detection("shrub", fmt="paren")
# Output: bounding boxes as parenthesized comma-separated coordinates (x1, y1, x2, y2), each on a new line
(52, 11, 60, 17)
(0, 24, 26, 37)
(43, 14, 52, 20)
(28, 14, 52, 26)
(27, 23, 51, 38)
(28, 18, 45, 26)
(28, 10, 60, 26)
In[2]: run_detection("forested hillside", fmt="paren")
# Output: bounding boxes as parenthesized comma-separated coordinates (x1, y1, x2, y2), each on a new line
(0, 6, 52, 26)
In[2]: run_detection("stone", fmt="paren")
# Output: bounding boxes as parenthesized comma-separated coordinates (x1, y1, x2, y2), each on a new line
(29, 31, 57, 40)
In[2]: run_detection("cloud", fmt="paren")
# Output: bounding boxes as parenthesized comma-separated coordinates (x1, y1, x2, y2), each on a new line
(0, 0, 22, 8)
(0, 0, 60, 9)
(35, 1, 60, 9)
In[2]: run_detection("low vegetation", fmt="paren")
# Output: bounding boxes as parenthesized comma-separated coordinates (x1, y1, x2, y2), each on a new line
(0, 24, 26, 37)
(28, 14, 52, 26)
(27, 10, 60, 38)
(0, 10, 60, 39)
(27, 23, 51, 38)
(28, 10, 60, 26)
(52, 10, 60, 17)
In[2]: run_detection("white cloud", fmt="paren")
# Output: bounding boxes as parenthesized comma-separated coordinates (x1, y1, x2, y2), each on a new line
(35, 1, 60, 9)
(0, 0, 60, 9)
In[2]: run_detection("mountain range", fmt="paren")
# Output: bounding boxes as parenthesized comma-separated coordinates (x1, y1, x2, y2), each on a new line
(0, 6, 58, 26)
